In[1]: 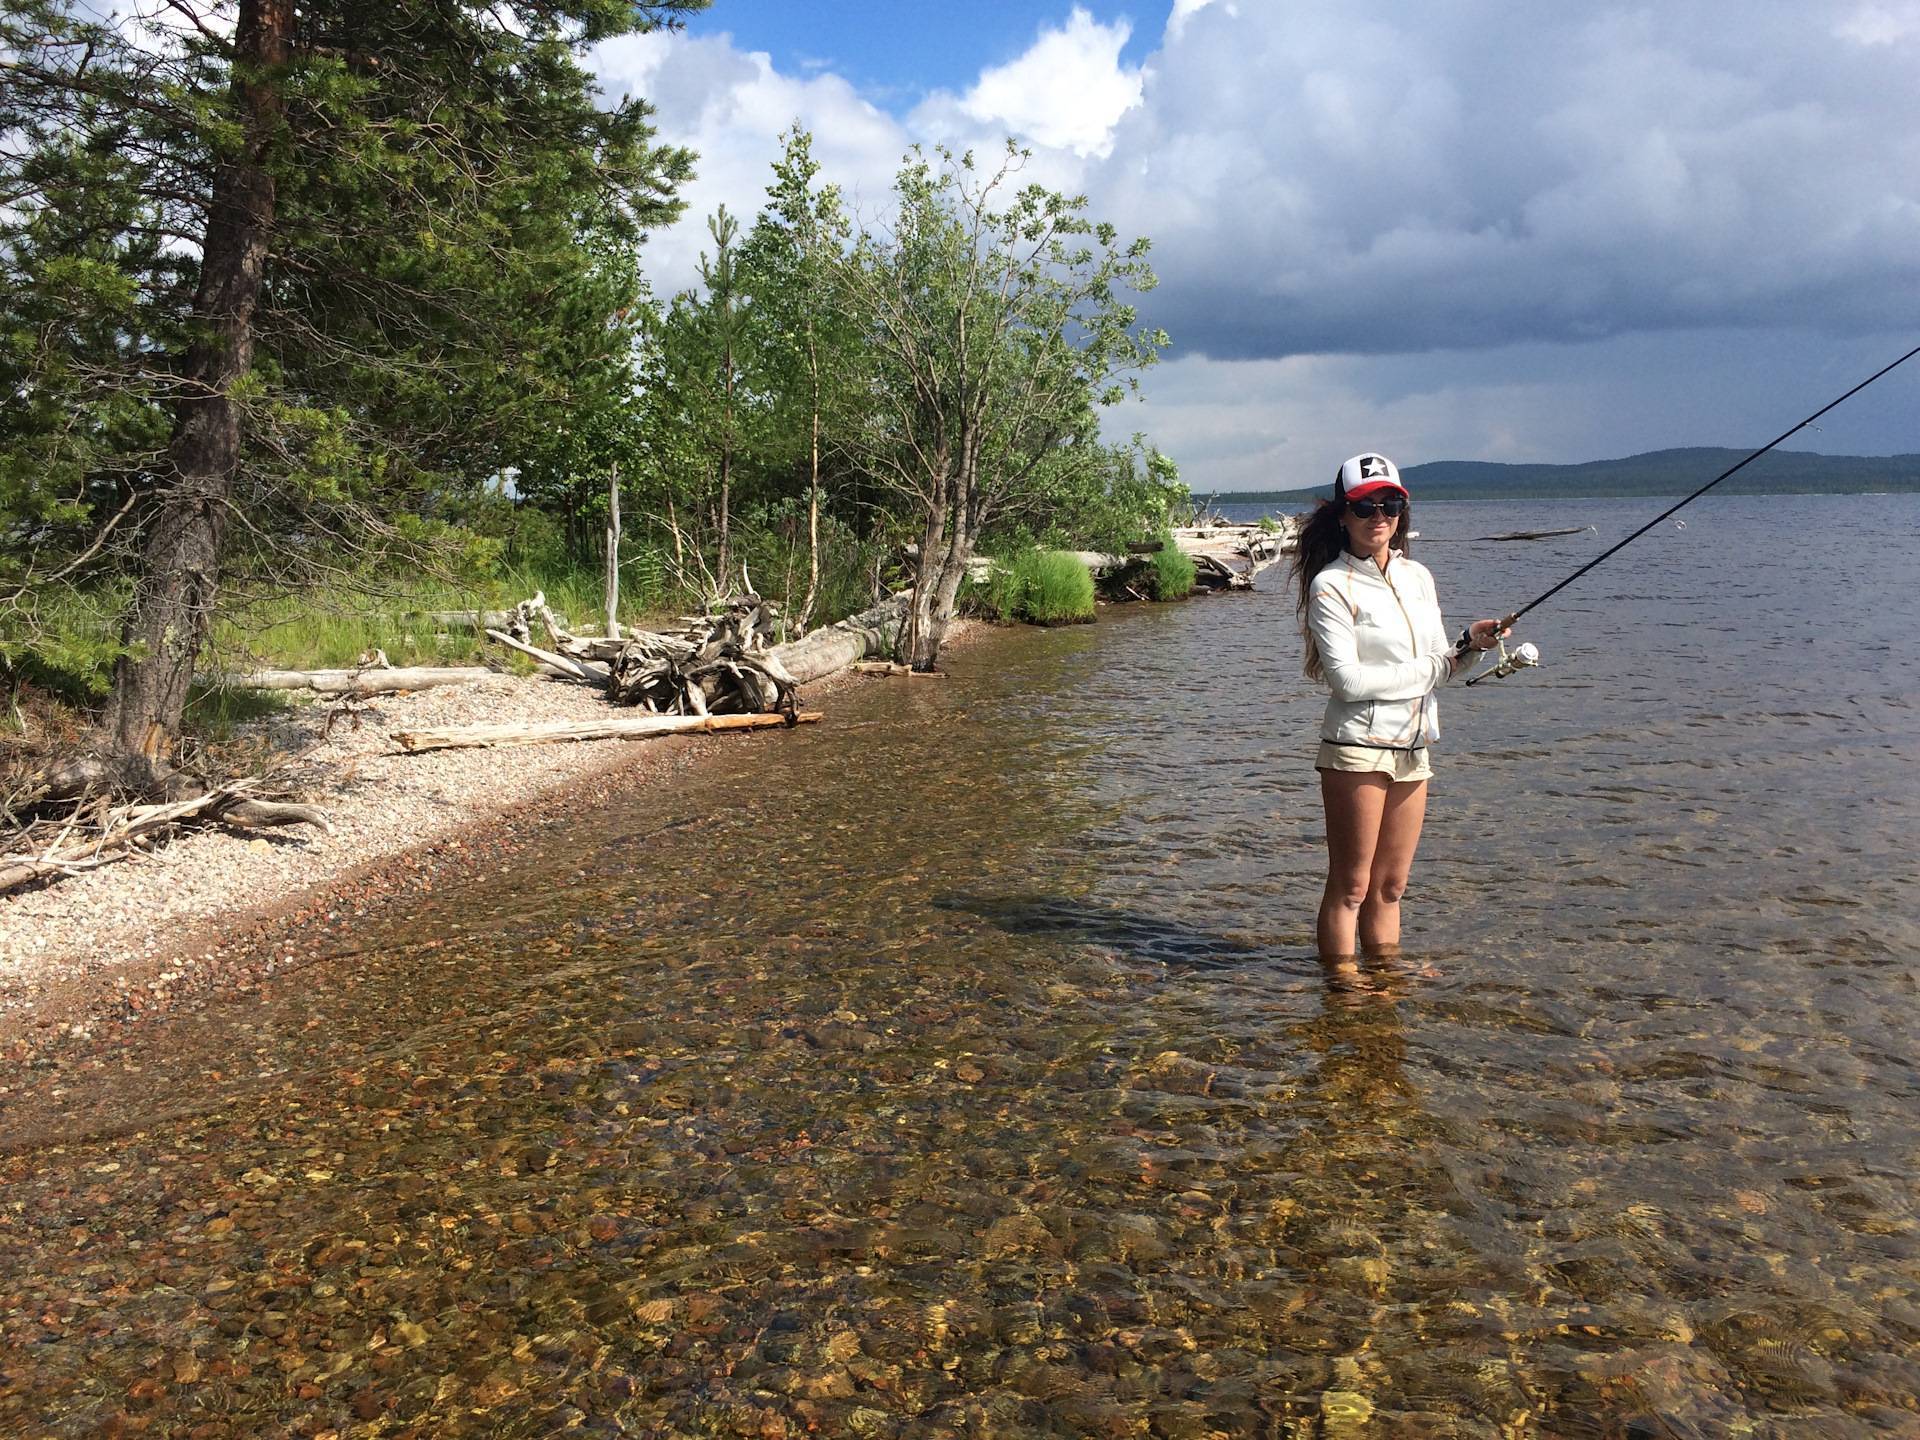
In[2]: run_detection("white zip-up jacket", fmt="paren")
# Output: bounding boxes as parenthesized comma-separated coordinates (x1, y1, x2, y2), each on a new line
(1307, 550, 1480, 748)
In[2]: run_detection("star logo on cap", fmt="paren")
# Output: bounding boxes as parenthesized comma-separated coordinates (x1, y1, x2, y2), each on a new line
(1359, 456, 1389, 478)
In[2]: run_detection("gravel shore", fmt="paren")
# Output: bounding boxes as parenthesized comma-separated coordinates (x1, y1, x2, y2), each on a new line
(0, 645, 909, 1052)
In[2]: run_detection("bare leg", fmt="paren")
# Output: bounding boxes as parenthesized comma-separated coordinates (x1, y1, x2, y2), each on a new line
(1358, 778, 1428, 955)
(1317, 769, 1389, 960)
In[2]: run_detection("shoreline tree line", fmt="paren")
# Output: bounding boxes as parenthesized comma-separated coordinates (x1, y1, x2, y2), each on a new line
(1, 0, 1183, 776)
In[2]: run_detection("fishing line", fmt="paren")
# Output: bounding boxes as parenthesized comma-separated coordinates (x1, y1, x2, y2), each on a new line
(1497, 341, 1920, 629)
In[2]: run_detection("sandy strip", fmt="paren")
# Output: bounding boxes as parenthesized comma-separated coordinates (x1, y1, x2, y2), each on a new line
(0, 628, 979, 1055)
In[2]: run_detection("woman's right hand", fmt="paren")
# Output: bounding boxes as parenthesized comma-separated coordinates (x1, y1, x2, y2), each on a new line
(1468, 618, 1511, 651)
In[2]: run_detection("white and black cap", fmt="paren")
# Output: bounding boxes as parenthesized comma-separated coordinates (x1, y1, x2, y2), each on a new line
(1336, 453, 1407, 501)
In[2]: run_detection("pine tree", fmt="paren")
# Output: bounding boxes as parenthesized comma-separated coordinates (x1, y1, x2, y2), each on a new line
(1, 0, 703, 759)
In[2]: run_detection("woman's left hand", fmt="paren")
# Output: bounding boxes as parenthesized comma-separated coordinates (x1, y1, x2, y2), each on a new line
(1468, 618, 1510, 651)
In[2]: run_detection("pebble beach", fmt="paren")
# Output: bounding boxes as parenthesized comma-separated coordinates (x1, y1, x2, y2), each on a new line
(0, 648, 905, 1056)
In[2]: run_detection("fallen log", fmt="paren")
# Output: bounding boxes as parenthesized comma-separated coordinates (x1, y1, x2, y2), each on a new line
(485, 629, 609, 685)
(410, 609, 514, 631)
(1478, 525, 1595, 541)
(903, 546, 993, 582)
(1063, 550, 1128, 575)
(770, 594, 909, 684)
(1188, 552, 1253, 591)
(850, 661, 946, 678)
(222, 666, 496, 695)
(392, 710, 823, 754)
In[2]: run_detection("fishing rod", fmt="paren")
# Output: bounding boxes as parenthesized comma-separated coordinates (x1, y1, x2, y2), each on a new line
(1464, 340, 1920, 686)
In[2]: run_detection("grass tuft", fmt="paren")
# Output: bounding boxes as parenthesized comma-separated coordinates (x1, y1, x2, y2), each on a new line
(1145, 544, 1196, 601)
(979, 549, 1095, 625)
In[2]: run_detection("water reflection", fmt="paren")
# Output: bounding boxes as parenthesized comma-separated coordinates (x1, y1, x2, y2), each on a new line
(1, 496, 1918, 1435)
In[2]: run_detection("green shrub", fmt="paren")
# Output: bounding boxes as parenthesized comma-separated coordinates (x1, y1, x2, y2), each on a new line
(731, 504, 885, 635)
(1145, 543, 1196, 601)
(977, 548, 1094, 624)
(1029, 552, 1096, 622)
(976, 552, 1025, 620)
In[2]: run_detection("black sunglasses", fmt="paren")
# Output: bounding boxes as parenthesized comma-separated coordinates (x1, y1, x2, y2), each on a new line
(1347, 495, 1406, 519)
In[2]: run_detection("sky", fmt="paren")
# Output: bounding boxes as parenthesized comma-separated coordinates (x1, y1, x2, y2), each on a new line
(592, 1, 1920, 492)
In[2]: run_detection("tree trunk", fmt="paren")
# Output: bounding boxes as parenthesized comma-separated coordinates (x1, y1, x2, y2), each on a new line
(604, 464, 622, 639)
(716, 332, 735, 590)
(108, 0, 293, 760)
(925, 510, 976, 658)
(907, 436, 982, 671)
(797, 336, 822, 632)
(904, 485, 949, 670)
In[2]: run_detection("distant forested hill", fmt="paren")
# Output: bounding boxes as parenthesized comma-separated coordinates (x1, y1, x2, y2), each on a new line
(1216, 448, 1920, 505)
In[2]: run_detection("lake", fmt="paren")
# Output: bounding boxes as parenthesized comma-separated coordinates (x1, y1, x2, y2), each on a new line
(2, 493, 1917, 1436)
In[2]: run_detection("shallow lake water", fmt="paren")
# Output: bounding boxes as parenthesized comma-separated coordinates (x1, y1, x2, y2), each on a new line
(2, 494, 1918, 1437)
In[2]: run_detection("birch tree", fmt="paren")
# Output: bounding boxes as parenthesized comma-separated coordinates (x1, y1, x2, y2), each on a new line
(839, 144, 1165, 668)
(742, 127, 856, 632)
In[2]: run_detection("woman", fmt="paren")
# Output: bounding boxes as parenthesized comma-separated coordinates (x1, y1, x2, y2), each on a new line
(1293, 453, 1507, 961)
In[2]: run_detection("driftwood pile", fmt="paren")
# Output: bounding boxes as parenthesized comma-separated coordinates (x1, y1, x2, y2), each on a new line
(485, 591, 799, 718)
(392, 592, 914, 755)
(1172, 521, 1296, 591)
(1, 752, 329, 896)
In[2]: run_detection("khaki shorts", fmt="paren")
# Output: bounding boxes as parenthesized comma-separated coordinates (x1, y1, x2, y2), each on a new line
(1316, 740, 1434, 783)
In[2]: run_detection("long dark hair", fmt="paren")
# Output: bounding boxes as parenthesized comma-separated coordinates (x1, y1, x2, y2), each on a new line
(1292, 481, 1414, 681)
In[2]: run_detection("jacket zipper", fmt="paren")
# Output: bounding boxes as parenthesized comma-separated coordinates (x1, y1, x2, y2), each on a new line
(1382, 560, 1425, 744)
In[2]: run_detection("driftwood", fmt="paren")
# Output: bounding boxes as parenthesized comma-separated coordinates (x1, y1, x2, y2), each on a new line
(850, 661, 946, 678)
(223, 666, 495, 695)
(485, 592, 800, 718)
(1, 754, 329, 896)
(485, 630, 610, 686)
(1479, 525, 1595, 541)
(607, 598, 794, 716)
(1188, 552, 1254, 591)
(769, 593, 909, 684)
(392, 710, 822, 754)
(1171, 520, 1295, 588)
(604, 468, 623, 639)
(493, 591, 909, 694)
(904, 545, 993, 583)
(410, 609, 511, 631)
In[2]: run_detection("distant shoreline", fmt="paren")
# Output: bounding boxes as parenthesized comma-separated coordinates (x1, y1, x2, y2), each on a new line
(1211, 444, 1919, 508)
(1217, 483, 1920, 507)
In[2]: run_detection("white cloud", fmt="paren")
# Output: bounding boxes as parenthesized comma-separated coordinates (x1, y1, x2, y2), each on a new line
(1166, 0, 1227, 41)
(592, 29, 910, 294)
(935, 7, 1144, 159)
(594, 9, 1141, 294)
(1835, 2, 1920, 44)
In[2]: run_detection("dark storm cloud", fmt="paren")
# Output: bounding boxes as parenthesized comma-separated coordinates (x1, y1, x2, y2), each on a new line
(1088, 2, 1920, 361)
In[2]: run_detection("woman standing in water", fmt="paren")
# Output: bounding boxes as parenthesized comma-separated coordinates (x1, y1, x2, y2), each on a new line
(1294, 453, 1507, 960)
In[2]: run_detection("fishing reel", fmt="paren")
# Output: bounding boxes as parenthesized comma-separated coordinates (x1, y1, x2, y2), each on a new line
(1464, 633, 1541, 686)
